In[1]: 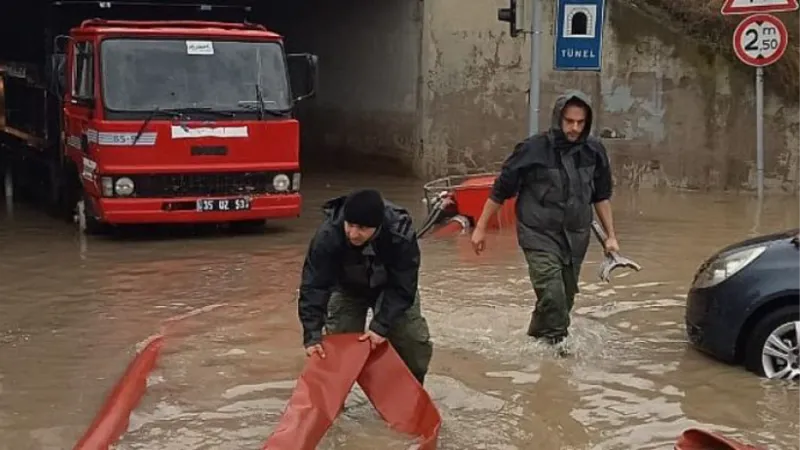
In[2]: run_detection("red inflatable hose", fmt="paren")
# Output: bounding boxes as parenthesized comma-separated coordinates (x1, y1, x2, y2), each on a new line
(262, 333, 442, 450)
(71, 304, 226, 449)
(67, 309, 763, 450)
(674, 428, 765, 450)
(72, 334, 165, 450)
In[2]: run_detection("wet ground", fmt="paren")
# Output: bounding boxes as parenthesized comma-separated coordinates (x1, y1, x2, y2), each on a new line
(0, 172, 798, 450)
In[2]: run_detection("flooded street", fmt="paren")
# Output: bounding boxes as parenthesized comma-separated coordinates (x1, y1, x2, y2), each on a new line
(0, 172, 798, 450)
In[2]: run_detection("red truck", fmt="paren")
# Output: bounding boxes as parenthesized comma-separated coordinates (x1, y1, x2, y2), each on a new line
(0, 1, 318, 233)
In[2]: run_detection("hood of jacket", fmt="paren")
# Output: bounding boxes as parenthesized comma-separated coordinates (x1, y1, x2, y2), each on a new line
(548, 90, 594, 147)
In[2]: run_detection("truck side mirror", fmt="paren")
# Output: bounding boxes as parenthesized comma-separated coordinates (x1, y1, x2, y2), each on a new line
(50, 53, 66, 96)
(49, 35, 71, 97)
(287, 53, 318, 103)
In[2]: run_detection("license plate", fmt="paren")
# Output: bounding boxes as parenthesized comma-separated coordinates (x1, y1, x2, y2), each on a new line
(196, 197, 251, 212)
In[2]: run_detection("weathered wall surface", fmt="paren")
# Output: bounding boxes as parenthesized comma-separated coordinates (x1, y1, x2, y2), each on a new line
(420, 0, 799, 194)
(278, 0, 423, 173)
(418, 0, 530, 177)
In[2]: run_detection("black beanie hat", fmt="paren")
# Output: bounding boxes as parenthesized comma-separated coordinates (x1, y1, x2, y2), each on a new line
(343, 189, 384, 228)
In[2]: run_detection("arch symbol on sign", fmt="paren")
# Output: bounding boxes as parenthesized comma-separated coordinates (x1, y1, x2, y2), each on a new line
(732, 13, 788, 67)
(564, 4, 597, 38)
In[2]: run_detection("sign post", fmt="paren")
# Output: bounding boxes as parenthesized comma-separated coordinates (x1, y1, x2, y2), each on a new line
(554, 0, 607, 71)
(729, 12, 790, 200)
(529, 0, 542, 136)
(722, 0, 796, 200)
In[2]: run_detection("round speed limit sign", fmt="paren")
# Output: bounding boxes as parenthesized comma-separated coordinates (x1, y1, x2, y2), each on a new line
(733, 13, 788, 67)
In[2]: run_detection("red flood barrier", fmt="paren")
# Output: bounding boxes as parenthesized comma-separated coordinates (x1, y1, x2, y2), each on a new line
(73, 333, 165, 450)
(674, 428, 766, 450)
(262, 333, 442, 450)
(67, 307, 763, 450)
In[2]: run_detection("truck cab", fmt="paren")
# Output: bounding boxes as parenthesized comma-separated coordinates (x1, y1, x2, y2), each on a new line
(61, 19, 316, 232)
(0, 2, 318, 234)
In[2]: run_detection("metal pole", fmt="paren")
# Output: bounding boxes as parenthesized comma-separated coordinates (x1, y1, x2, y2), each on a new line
(528, 0, 541, 136)
(751, 193, 763, 237)
(755, 66, 764, 200)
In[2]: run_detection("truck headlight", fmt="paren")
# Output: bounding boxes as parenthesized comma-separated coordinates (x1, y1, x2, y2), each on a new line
(273, 174, 290, 192)
(691, 245, 767, 289)
(114, 177, 135, 196)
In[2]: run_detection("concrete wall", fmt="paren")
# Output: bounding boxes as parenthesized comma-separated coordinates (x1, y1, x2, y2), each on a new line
(274, 0, 423, 173)
(420, 0, 800, 194)
(419, 0, 530, 177)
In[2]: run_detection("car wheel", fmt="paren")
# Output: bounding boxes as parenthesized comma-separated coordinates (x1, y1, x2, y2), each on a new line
(743, 305, 800, 380)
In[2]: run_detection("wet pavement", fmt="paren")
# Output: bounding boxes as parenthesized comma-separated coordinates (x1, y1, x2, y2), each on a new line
(0, 172, 798, 450)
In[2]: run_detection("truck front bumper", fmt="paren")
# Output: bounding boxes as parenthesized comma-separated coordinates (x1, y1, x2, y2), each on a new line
(93, 194, 302, 224)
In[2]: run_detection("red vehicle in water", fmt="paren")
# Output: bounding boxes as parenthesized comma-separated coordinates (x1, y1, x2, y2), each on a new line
(0, 1, 318, 233)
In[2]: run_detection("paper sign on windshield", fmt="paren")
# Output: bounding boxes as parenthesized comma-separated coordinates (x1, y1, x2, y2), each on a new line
(186, 41, 214, 55)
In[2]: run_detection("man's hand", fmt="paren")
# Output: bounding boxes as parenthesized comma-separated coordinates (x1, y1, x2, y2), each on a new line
(471, 199, 503, 255)
(358, 330, 387, 350)
(470, 226, 487, 255)
(304, 343, 326, 359)
(603, 237, 620, 254)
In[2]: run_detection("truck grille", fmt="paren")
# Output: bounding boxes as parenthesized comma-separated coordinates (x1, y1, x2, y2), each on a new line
(126, 171, 292, 198)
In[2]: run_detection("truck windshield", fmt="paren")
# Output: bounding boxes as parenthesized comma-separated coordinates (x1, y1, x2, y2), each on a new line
(100, 38, 291, 113)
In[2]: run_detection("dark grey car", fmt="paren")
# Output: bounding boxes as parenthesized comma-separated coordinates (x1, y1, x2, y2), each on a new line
(685, 228, 799, 380)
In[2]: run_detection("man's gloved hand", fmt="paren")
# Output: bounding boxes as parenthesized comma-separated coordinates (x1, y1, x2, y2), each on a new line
(358, 330, 387, 350)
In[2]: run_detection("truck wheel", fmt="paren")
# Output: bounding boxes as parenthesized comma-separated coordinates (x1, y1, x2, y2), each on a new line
(743, 304, 800, 380)
(77, 193, 110, 235)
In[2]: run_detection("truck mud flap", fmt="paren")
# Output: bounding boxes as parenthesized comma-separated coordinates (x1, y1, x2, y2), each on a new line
(262, 333, 442, 450)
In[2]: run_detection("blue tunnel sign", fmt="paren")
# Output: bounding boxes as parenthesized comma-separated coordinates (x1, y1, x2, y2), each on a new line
(554, 0, 606, 71)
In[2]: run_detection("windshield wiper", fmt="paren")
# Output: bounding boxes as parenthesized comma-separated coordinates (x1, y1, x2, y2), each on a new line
(255, 83, 265, 120)
(240, 83, 290, 118)
(133, 107, 186, 145)
(132, 107, 235, 145)
(236, 101, 291, 117)
(163, 107, 236, 118)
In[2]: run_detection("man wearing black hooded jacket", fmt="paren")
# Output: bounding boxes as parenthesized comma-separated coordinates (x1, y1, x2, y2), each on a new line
(470, 91, 620, 345)
(297, 188, 433, 385)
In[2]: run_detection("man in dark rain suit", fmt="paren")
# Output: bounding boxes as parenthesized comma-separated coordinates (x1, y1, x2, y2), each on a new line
(470, 91, 620, 346)
(297, 188, 433, 385)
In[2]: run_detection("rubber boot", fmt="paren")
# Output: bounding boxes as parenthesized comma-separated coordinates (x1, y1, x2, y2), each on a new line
(526, 311, 538, 337)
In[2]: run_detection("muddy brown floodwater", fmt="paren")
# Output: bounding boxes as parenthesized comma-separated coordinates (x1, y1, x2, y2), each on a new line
(0, 171, 798, 450)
